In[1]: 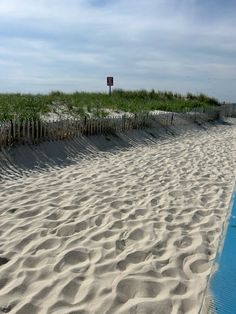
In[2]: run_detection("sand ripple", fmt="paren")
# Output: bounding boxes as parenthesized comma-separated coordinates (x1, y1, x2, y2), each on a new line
(0, 121, 236, 313)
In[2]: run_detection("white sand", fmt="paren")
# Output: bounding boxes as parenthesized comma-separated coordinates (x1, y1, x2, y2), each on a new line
(0, 121, 236, 314)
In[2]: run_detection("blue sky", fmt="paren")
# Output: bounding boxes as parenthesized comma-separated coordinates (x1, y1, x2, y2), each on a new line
(0, 0, 235, 101)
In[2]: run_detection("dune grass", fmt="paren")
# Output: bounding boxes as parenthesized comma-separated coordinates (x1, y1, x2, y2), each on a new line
(0, 89, 220, 121)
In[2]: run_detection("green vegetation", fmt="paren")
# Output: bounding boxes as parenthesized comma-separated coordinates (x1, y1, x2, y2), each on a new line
(0, 90, 220, 121)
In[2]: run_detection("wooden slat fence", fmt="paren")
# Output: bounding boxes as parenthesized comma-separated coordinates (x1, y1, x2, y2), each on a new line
(0, 105, 232, 148)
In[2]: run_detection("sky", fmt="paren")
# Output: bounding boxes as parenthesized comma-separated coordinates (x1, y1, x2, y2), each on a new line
(0, 0, 235, 102)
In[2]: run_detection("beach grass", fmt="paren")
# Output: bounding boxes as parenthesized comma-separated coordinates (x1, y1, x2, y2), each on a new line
(0, 89, 220, 121)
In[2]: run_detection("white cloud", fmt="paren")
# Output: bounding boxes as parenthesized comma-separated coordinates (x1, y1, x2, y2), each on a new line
(0, 0, 235, 101)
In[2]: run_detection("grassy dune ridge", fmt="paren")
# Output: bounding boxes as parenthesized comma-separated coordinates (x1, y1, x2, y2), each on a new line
(0, 89, 220, 121)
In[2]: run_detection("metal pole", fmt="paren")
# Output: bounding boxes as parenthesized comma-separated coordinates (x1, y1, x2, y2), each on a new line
(109, 85, 111, 96)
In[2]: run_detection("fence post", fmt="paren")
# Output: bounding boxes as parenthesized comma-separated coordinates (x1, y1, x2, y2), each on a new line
(22, 120, 26, 144)
(8, 121, 12, 146)
(122, 115, 125, 131)
(36, 119, 39, 143)
(91, 118, 93, 135)
(171, 112, 174, 125)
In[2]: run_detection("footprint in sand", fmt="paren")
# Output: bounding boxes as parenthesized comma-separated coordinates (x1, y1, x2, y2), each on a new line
(116, 277, 161, 302)
(170, 281, 187, 295)
(134, 208, 146, 217)
(189, 259, 210, 274)
(162, 267, 179, 278)
(112, 211, 122, 219)
(117, 251, 147, 271)
(174, 236, 193, 249)
(183, 254, 211, 278)
(115, 239, 126, 253)
(110, 220, 123, 230)
(0, 277, 9, 290)
(95, 214, 105, 226)
(126, 300, 172, 314)
(110, 200, 132, 210)
(91, 230, 115, 242)
(33, 238, 61, 254)
(54, 249, 89, 273)
(56, 221, 87, 237)
(165, 214, 173, 223)
(46, 211, 63, 221)
(128, 228, 145, 241)
(150, 198, 159, 206)
(59, 277, 82, 303)
(15, 303, 39, 314)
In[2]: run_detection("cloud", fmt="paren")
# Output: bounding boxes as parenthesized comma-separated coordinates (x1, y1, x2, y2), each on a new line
(0, 0, 235, 101)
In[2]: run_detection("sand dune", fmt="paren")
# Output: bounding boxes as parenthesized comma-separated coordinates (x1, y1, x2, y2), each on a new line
(0, 120, 235, 314)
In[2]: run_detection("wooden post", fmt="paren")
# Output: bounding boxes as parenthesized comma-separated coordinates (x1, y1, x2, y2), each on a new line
(60, 120, 63, 139)
(91, 118, 93, 135)
(122, 115, 125, 131)
(71, 119, 74, 138)
(84, 116, 87, 136)
(87, 117, 90, 136)
(98, 118, 101, 134)
(27, 120, 30, 142)
(17, 119, 20, 143)
(22, 120, 25, 144)
(171, 112, 174, 125)
(36, 119, 39, 143)
(73, 119, 76, 138)
(12, 119, 16, 144)
(8, 121, 11, 146)
(96, 118, 98, 135)
(40, 120, 43, 141)
(32, 119, 35, 143)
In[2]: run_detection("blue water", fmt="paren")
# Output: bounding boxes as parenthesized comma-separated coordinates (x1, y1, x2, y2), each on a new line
(210, 188, 236, 314)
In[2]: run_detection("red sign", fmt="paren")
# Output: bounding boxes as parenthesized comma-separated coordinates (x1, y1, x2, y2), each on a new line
(107, 77, 114, 86)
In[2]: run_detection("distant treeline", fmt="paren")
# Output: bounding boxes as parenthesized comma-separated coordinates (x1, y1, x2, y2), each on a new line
(0, 89, 220, 121)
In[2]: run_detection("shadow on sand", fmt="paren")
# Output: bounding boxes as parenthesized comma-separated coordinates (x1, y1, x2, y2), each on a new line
(0, 120, 233, 181)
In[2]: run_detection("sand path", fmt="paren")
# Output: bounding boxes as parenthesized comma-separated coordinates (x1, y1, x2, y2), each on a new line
(0, 121, 236, 314)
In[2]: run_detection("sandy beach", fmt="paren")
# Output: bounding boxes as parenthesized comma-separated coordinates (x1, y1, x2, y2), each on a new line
(0, 120, 235, 314)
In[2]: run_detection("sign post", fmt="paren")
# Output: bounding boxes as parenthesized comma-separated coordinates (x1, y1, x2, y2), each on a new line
(107, 76, 114, 96)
